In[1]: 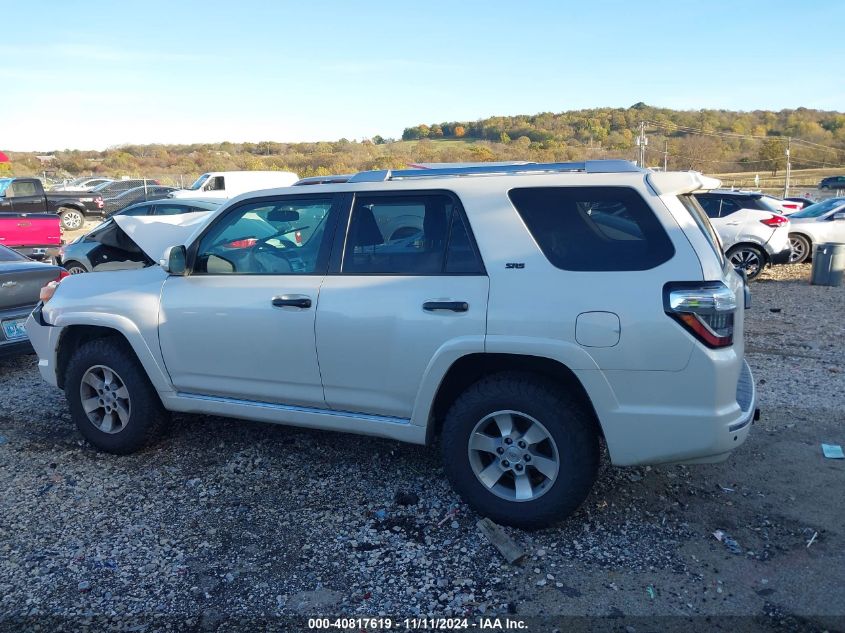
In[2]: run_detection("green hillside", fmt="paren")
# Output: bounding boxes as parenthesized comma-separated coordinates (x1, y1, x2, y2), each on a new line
(4, 104, 844, 182)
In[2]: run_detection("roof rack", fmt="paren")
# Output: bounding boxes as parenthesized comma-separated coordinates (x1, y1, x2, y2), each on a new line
(347, 159, 643, 183)
(293, 174, 352, 186)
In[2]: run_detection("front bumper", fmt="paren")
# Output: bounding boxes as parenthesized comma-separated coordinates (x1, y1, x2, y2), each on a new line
(24, 304, 62, 387)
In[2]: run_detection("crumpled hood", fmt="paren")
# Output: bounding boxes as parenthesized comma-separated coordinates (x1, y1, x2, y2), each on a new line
(113, 212, 211, 263)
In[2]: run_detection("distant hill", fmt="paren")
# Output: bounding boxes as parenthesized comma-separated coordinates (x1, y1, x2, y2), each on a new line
(4, 104, 844, 183)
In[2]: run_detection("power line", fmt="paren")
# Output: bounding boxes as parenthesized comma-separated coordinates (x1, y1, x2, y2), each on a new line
(643, 146, 845, 169)
(643, 119, 845, 155)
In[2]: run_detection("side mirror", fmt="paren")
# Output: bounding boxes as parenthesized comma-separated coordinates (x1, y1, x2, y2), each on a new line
(833, 212, 845, 221)
(160, 245, 187, 275)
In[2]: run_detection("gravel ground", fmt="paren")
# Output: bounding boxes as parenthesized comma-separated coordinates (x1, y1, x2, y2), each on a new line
(0, 264, 843, 631)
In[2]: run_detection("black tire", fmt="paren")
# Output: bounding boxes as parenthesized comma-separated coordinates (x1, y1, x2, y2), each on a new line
(727, 244, 766, 281)
(788, 234, 812, 264)
(440, 371, 599, 529)
(65, 337, 169, 454)
(59, 207, 85, 231)
(63, 260, 88, 275)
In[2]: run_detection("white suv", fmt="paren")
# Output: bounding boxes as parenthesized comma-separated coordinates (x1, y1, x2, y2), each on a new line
(693, 190, 791, 280)
(26, 161, 757, 528)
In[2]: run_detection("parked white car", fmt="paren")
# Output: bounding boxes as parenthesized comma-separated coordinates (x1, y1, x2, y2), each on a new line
(169, 171, 299, 200)
(693, 190, 791, 280)
(26, 161, 756, 528)
(786, 197, 845, 263)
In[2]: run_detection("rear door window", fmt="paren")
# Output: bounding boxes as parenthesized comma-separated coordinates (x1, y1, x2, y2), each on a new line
(508, 186, 674, 271)
(341, 193, 484, 275)
(679, 194, 725, 265)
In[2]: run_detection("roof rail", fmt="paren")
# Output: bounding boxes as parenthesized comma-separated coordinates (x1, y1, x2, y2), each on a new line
(347, 160, 643, 183)
(293, 174, 352, 186)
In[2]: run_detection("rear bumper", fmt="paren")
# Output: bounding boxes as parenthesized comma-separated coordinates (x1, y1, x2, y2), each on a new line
(0, 339, 34, 357)
(769, 244, 793, 265)
(593, 357, 757, 466)
(0, 305, 37, 357)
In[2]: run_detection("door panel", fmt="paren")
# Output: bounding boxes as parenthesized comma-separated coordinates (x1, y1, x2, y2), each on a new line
(315, 190, 488, 419)
(159, 275, 325, 406)
(315, 275, 488, 418)
(158, 193, 342, 407)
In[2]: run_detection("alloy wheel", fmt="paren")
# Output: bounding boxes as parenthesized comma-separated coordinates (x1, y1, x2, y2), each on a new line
(788, 236, 807, 264)
(730, 248, 762, 277)
(467, 410, 560, 502)
(79, 365, 131, 434)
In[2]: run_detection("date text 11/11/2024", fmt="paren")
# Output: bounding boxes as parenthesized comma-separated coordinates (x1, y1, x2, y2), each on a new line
(307, 617, 529, 630)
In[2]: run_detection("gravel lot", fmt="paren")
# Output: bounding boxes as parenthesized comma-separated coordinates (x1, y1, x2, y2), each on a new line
(1, 264, 843, 631)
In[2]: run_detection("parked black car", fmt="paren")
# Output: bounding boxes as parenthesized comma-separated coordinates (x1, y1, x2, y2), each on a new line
(61, 199, 220, 274)
(0, 177, 104, 231)
(0, 244, 65, 357)
(102, 186, 178, 215)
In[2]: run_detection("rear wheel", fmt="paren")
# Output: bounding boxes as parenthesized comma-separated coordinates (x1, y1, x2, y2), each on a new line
(727, 244, 766, 281)
(59, 208, 84, 231)
(63, 260, 88, 275)
(65, 337, 169, 454)
(788, 234, 811, 264)
(440, 371, 599, 529)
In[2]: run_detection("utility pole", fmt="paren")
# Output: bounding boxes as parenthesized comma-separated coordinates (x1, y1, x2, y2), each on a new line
(663, 140, 668, 172)
(635, 122, 648, 167)
(783, 137, 791, 198)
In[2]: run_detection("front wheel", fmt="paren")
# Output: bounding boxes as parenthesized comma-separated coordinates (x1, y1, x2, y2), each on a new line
(63, 260, 88, 275)
(59, 208, 85, 231)
(727, 244, 766, 281)
(788, 234, 811, 264)
(441, 372, 599, 529)
(65, 337, 169, 454)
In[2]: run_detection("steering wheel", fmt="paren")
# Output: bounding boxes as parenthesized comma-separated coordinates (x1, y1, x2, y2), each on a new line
(246, 235, 299, 273)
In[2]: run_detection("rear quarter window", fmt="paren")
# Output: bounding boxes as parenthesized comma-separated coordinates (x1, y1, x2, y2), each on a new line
(508, 186, 674, 271)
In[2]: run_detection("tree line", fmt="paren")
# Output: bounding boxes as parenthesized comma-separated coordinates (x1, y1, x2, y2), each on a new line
(4, 104, 844, 181)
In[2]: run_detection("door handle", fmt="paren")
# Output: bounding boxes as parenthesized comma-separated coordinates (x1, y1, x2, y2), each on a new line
(272, 295, 312, 309)
(423, 301, 469, 312)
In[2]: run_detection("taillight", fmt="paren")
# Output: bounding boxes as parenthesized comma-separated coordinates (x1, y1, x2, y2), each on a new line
(225, 238, 257, 249)
(39, 270, 70, 303)
(95, 196, 104, 209)
(295, 230, 302, 245)
(760, 214, 788, 227)
(665, 282, 736, 348)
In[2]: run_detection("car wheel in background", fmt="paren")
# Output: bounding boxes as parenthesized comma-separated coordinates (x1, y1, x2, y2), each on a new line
(59, 208, 84, 231)
(440, 371, 599, 529)
(65, 337, 169, 454)
(63, 261, 88, 275)
(727, 244, 766, 281)
(788, 234, 811, 264)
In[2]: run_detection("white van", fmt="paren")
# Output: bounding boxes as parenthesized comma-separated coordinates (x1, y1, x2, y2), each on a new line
(170, 171, 299, 199)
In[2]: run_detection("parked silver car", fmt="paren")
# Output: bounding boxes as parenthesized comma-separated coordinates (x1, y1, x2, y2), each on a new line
(787, 197, 845, 263)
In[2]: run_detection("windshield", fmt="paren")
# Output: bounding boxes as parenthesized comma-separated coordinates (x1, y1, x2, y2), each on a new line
(187, 174, 211, 191)
(0, 178, 11, 195)
(790, 197, 845, 219)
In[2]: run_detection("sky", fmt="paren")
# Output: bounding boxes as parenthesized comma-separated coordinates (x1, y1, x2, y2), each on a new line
(2, 0, 844, 151)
